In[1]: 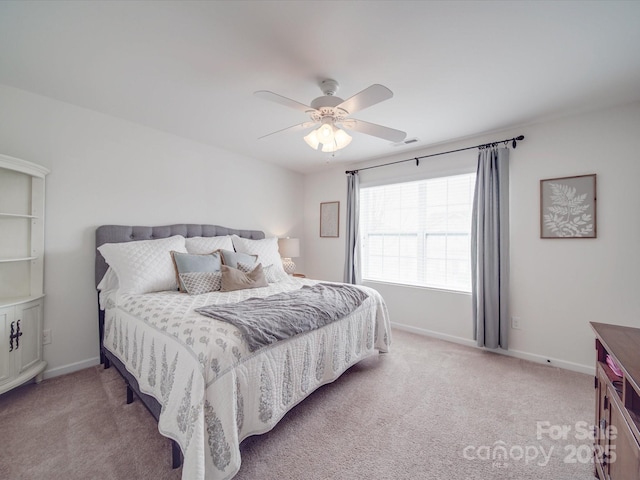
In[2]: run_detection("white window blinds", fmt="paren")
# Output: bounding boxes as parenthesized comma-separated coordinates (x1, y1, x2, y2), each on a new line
(360, 172, 476, 292)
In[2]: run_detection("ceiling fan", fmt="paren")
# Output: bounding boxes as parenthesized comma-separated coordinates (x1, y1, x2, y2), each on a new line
(255, 79, 407, 153)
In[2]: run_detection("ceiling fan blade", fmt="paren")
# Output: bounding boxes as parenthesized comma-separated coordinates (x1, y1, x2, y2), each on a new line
(258, 121, 317, 140)
(254, 90, 314, 113)
(336, 84, 393, 114)
(342, 119, 407, 143)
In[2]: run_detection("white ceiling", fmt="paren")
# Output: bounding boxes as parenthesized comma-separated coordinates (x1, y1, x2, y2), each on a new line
(1, 1, 639, 174)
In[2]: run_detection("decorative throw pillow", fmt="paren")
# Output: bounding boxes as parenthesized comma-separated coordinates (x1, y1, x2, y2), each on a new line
(185, 235, 234, 255)
(230, 235, 288, 280)
(218, 249, 258, 269)
(179, 271, 223, 295)
(171, 251, 222, 292)
(97, 235, 187, 294)
(237, 261, 282, 284)
(220, 264, 268, 292)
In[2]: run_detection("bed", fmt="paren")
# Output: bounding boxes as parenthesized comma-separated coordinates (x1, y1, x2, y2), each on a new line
(95, 224, 391, 480)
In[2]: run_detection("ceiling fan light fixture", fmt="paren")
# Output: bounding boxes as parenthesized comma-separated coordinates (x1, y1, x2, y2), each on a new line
(304, 118, 352, 152)
(321, 128, 352, 153)
(333, 128, 352, 148)
(256, 80, 406, 154)
(321, 143, 338, 153)
(317, 121, 335, 143)
(303, 130, 320, 150)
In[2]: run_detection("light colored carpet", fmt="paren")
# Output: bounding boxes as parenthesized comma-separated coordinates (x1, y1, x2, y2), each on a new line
(0, 329, 596, 480)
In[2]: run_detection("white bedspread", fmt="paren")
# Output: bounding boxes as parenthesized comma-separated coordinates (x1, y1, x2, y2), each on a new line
(101, 277, 391, 480)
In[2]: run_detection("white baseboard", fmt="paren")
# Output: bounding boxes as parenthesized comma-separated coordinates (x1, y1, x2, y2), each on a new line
(391, 322, 594, 376)
(43, 356, 101, 380)
(42, 325, 594, 381)
(392, 322, 477, 348)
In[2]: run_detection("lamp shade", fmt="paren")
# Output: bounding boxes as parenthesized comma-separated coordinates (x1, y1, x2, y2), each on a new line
(303, 130, 320, 150)
(322, 128, 352, 152)
(317, 123, 335, 143)
(334, 128, 352, 148)
(278, 237, 300, 258)
(304, 118, 352, 153)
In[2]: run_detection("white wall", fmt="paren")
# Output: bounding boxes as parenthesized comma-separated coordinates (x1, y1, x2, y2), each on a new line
(303, 168, 347, 282)
(304, 101, 640, 373)
(3, 80, 639, 377)
(0, 84, 305, 378)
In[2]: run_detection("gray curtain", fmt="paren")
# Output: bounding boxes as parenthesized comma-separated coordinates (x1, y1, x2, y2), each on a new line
(343, 172, 361, 284)
(471, 147, 509, 349)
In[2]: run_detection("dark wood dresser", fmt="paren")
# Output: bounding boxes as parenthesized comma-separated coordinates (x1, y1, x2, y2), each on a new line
(591, 322, 640, 479)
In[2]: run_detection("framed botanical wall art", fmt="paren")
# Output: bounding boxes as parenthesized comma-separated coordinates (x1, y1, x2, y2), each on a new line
(320, 201, 340, 238)
(540, 174, 596, 238)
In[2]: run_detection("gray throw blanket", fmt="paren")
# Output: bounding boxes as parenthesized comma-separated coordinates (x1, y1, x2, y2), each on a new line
(195, 283, 369, 352)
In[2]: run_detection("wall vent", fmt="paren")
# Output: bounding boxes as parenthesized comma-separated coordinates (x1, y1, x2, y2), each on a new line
(392, 137, 419, 147)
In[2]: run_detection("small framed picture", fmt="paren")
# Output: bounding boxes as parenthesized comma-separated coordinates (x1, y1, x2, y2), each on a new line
(540, 174, 596, 238)
(320, 201, 340, 238)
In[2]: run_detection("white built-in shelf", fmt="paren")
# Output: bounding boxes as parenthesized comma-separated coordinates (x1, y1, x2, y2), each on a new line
(0, 257, 38, 263)
(0, 294, 45, 309)
(0, 213, 39, 219)
(0, 153, 48, 394)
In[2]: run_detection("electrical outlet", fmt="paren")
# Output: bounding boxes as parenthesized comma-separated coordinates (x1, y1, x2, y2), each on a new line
(42, 329, 52, 345)
(511, 316, 522, 330)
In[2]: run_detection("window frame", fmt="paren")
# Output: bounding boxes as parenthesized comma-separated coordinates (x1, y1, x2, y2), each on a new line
(359, 170, 476, 293)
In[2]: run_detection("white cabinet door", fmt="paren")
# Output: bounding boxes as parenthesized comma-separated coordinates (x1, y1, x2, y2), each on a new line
(15, 299, 42, 375)
(0, 299, 45, 394)
(0, 306, 15, 385)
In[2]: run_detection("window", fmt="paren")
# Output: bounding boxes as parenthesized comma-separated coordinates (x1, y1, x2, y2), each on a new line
(360, 173, 476, 292)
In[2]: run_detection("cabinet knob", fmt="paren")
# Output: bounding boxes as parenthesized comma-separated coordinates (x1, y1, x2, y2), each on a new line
(600, 418, 607, 431)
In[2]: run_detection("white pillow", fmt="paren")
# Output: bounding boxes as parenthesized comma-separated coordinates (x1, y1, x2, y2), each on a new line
(98, 235, 187, 294)
(185, 235, 233, 254)
(231, 235, 288, 280)
(97, 267, 119, 291)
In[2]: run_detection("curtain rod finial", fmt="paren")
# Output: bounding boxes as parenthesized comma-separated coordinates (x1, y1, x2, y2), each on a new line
(513, 135, 525, 148)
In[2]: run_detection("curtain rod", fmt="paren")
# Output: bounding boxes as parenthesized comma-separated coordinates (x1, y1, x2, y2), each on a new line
(345, 135, 525, 175)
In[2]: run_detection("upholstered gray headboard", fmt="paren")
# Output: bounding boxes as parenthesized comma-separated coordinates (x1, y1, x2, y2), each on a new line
(95, 224, 265, 287)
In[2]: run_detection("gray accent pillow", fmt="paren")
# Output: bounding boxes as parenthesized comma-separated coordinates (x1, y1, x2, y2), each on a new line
(219, 249, 258, 269)
(220, 264, 268, 292)
(171, 250, 222, 292)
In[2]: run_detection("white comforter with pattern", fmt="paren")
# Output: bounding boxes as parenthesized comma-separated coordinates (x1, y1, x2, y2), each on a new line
(101, 277, 391, 480)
